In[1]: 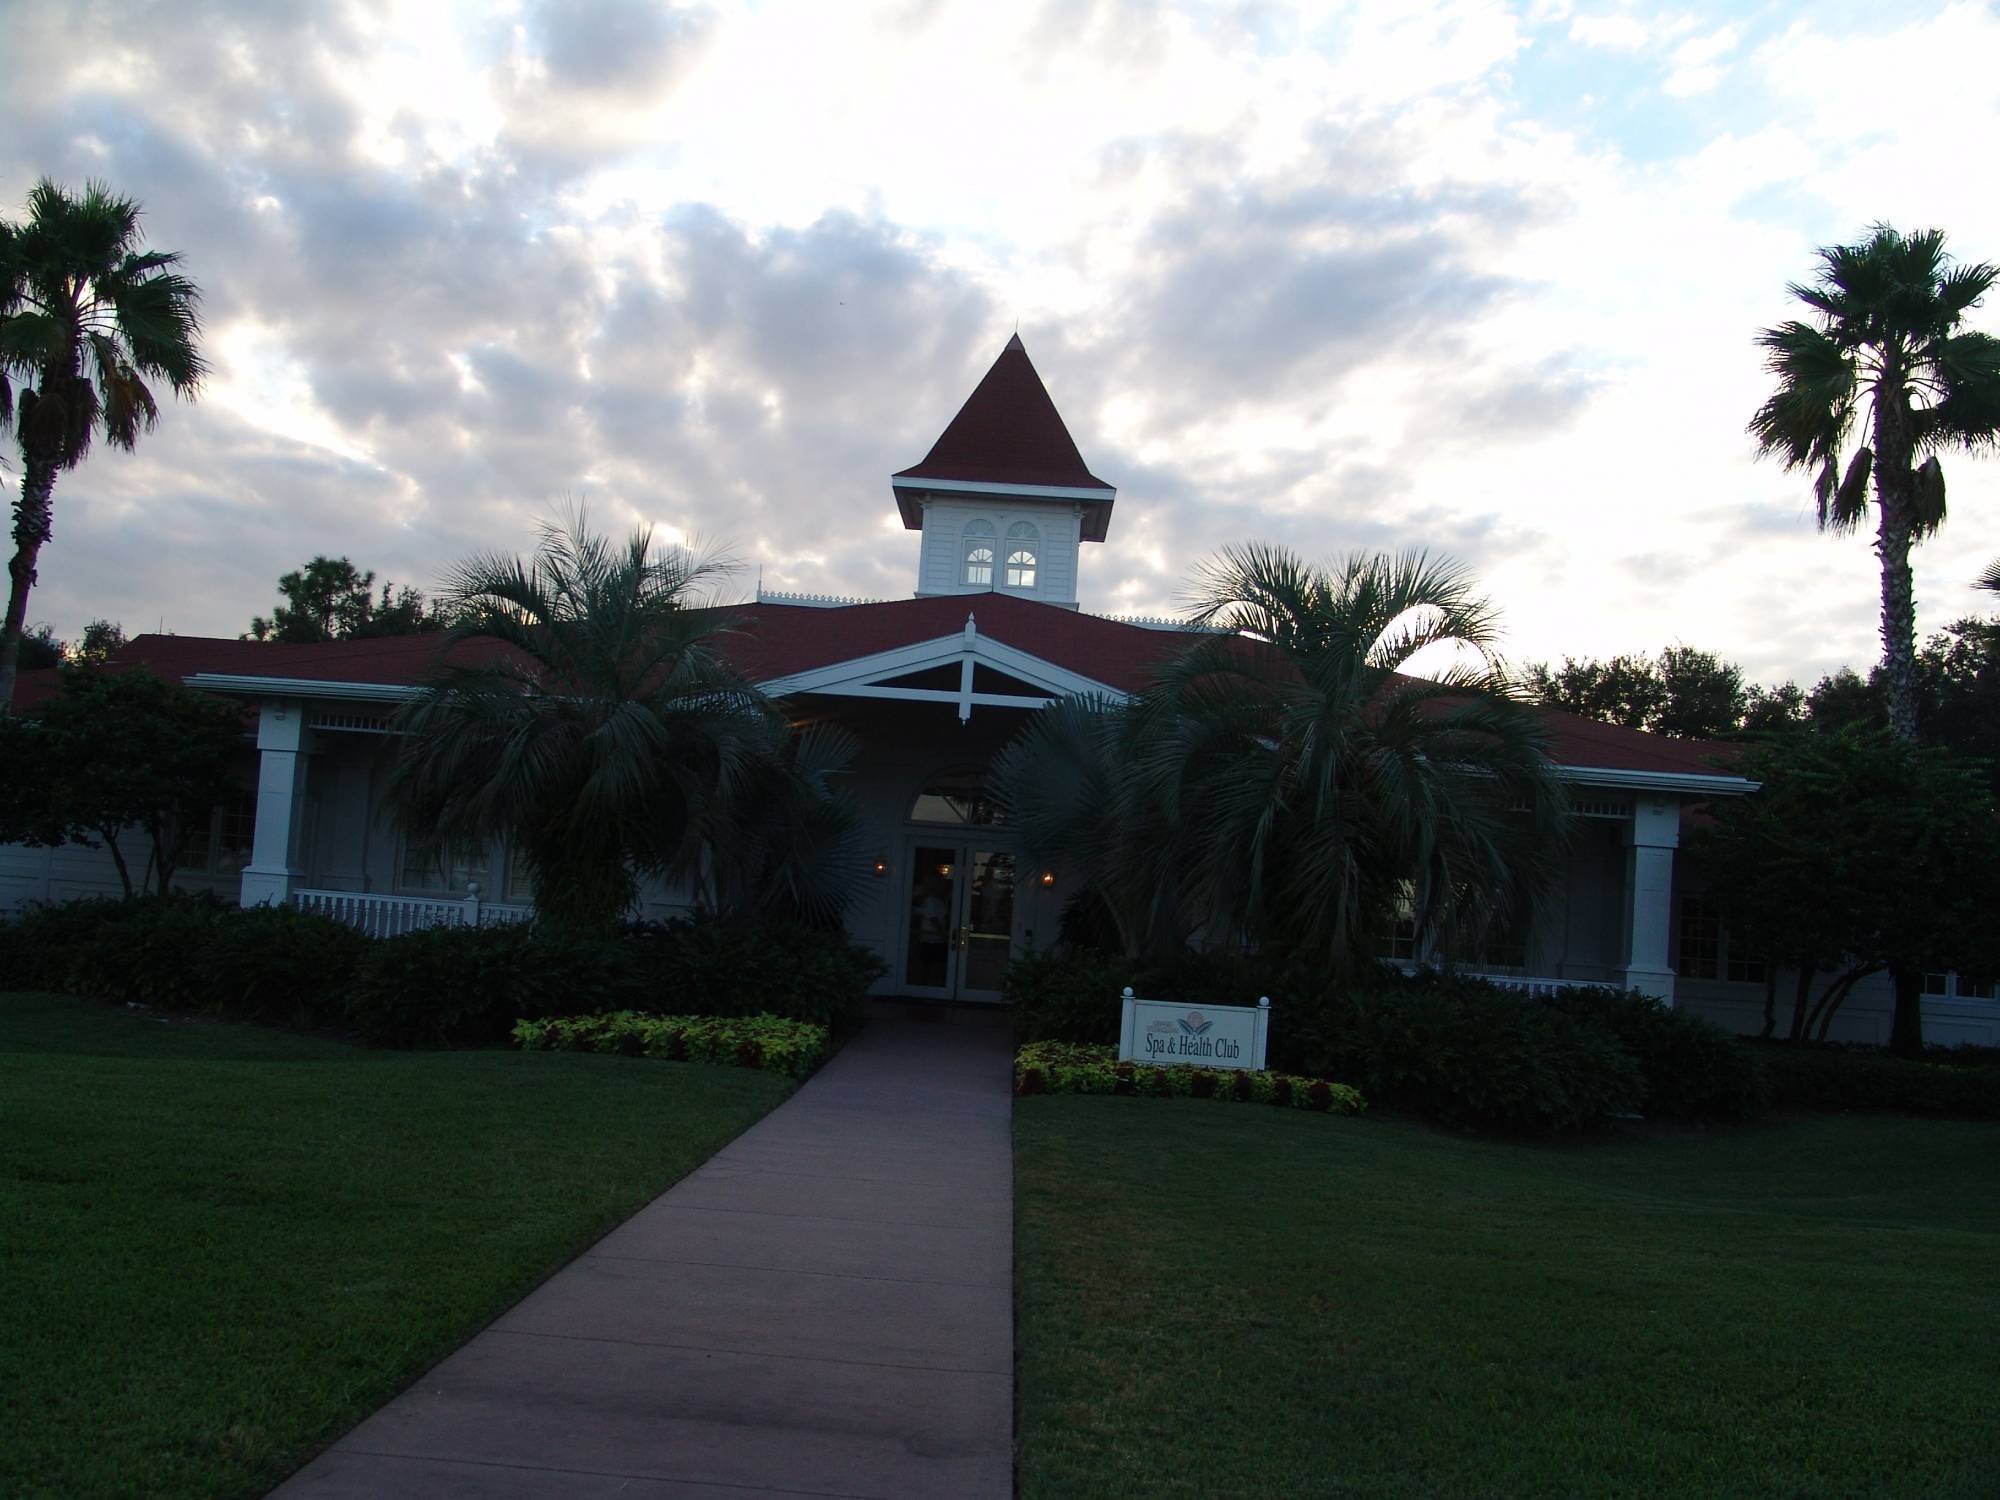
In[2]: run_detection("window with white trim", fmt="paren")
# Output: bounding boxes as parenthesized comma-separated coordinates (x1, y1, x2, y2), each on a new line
(1376, 880, 1417, 963)
(1924, 972, 1997, 1001)
(398, 836, 492, 896)
(181, 791, 258, 878)
(1677, 894, 1766, 983)
(1004, 522, 1039, 589)
(963, 522, 995, 586)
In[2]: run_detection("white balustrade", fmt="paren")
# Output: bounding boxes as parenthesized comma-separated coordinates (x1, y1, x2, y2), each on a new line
(291, 884, 535, 938)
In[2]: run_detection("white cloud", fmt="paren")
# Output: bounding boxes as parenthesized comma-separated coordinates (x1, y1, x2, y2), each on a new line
(2, 0, 1998, 686)
(1568, 11, 1650, 50)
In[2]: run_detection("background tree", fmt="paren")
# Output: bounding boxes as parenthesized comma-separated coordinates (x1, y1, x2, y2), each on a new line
(1691, 727, 2000, 1055)
(16, 622, 61, 670)
(1749, 224, 2000, 741)
(0, 179, 205, 713)
(386, 511, 851, 934)
(1522, 645, 1747, 738)
(247, 556, 446, 642)
(67, 617, 125, 666)
(0, 665, 243, 896)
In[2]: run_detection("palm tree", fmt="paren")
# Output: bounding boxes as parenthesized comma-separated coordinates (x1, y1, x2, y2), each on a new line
(992, 695, 1182, 959)
(1002, 544, 1569, 970)
(1980, 560, 2000, 597)
(386, 510, 849, 934)
(1750, 225, 2000, 741)
(0, 179, 205, 712)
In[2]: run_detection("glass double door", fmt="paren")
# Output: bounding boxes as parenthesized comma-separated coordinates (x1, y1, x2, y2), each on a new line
(903, 843, 1017, 1001)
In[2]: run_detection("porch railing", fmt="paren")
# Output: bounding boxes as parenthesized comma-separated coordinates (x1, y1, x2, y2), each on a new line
(291, 883, 534, 938)
(1462, 971, 1590, 998)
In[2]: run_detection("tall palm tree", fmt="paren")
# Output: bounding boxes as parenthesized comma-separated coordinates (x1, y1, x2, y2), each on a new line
(0, 179, 205, 712)
(386, 510, 843, 934)
(1750, 225, 2000, 741)
(1980, 560, 2000, 597)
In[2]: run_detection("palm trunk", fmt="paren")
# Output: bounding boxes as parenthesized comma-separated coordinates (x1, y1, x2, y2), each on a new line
(0, 456, 59, 716)
(1871, 383, 1921, 742)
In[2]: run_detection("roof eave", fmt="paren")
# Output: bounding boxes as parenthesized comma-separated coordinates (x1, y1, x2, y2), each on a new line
(1555, 764, 1758, 796)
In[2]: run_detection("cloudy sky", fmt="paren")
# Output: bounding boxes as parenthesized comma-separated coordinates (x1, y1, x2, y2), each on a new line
(3, 0, 1998, 686)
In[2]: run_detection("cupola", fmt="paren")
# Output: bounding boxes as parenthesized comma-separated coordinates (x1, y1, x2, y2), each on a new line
(892, 335, 1115, 609)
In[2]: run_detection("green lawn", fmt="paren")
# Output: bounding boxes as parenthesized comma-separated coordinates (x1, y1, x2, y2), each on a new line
(0, 991, 792, 1500)
(1017, 1098, 2000, 1500)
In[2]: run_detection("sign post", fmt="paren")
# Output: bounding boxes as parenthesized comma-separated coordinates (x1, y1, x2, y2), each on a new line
(1116, 986, 1271, 1071)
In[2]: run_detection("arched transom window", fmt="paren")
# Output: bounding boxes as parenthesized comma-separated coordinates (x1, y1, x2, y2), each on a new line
(909, 769, 1004, 825)
(1005, 521, 1039, 589)
(963, 521, 995, 586)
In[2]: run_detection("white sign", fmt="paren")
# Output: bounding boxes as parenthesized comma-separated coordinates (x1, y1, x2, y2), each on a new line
(1116, 987, 1271, 1071)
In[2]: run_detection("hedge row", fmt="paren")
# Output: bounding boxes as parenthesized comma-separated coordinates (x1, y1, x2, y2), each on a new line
(1006, 949, 1764, 1134)
(1, 895, 885, 1048)
(1015, 1040, 1365, 1115)
(1749, 1040, 2000, 1121)
(513, 1012, 829, 1077)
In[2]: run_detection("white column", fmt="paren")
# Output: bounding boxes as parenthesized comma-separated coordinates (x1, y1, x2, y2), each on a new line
(239, 699, 310, 908)
(1620, 795, 1679, 1002)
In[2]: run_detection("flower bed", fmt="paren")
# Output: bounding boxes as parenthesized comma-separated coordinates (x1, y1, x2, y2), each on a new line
(1015, 1040, 1365, 1115)
(513, 1012, 828, 1077)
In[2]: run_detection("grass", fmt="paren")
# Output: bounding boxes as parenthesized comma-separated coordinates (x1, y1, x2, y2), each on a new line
(1016, 1098, 2000, 1499)
(0, 991, 792, 1500)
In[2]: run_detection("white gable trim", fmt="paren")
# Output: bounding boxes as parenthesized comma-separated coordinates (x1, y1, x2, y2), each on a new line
(758, 615, 1127, 721)
(185, 672, 421, 704)
(892, 475, 1114, 502)
(1555, 765, 1758, 796)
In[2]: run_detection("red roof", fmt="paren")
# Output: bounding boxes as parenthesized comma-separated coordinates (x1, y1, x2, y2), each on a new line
(6, 612, 1745, 784)
(892, 335, 1115, 539)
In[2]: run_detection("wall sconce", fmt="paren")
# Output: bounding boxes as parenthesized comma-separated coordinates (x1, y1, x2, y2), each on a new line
(1038, 869, 1057, 888)
(871, 856, 889, 878)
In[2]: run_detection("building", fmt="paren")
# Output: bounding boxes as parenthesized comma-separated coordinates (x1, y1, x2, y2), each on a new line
(6, 337, 1993, 1045)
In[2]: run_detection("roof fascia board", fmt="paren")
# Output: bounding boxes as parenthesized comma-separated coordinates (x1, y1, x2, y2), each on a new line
(810, 684, 1056, 710)
(185, 672, 423, 704)
(1554, 764, 1758, 796)
(758, 630, 1126, 703)
(891, 476, 1114, 501)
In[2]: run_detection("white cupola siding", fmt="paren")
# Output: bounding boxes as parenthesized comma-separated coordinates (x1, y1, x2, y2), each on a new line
(915, 499, 1082, 605)
(891, 334, 1116, 611)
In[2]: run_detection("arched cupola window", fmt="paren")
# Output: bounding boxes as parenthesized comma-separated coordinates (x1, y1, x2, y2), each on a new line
(1005, 521, 1039, 590)
(909, 769, 1003, 825)
(963, 521, 995, 586)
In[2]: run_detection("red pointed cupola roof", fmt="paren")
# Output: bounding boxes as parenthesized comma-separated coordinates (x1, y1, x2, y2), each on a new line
(892, 334, 1116, 540)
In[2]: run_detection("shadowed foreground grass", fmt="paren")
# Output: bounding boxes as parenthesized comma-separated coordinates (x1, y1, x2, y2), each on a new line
(0, 991, 791, 1500)
(1016, 1097, 2000, 1500)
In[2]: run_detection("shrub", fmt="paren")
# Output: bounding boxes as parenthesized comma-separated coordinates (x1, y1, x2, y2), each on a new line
(347, 925, 636, 1048)
(0, 897, 133, 992)
(1006, 947, 1135, 1042)
(1005, 950, 1668, 1133)
(513, 1012, 829, 1076)
(66, 895, 227, 1011)
(1012, 1041, 1366, 1115)
(622, 916, 885, 1032)
(198, 904, 371, 1027)
(1298, 976, 1646, 1134)
(1748, 1040, 2000, 1120)
(1544, 986, 1769, 1121)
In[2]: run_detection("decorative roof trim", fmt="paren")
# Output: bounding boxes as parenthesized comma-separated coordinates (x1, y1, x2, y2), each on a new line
(1554, 765, 1758, 796)
(891, 476, 1115, 501)
(185, 673, 423, 704)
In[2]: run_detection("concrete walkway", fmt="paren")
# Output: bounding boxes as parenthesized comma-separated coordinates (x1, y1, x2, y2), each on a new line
(273, 1017, 1015, 1499)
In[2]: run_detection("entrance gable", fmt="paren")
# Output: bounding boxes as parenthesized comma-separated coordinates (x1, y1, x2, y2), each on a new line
(757, 615, 1124, 721)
